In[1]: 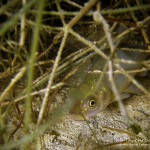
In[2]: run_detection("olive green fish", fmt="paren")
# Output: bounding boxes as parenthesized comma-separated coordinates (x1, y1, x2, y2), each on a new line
(67, 47, 147, 120)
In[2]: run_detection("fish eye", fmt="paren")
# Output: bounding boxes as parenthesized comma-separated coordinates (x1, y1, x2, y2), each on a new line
(86, 95, 97, 107)
(89, 99, 96, 107)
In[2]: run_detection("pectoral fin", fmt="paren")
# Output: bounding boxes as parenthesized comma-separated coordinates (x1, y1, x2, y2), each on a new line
(120, 93, 130, 99)
(123, 83, 142, 95)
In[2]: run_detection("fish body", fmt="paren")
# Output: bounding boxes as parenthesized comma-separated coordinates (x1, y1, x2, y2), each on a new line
(68, 47, 147, 120)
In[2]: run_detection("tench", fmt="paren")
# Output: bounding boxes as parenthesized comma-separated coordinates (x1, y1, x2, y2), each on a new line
(67, 44, 147, 120)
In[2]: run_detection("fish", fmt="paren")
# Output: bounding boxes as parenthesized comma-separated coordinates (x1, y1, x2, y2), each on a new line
(67, 44, 148, 120)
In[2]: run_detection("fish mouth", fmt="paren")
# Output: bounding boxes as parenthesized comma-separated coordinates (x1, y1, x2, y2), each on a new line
(84, 107, 101, 118)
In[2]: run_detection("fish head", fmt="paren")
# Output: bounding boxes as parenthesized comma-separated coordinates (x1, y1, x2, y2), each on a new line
(79, 87, 112, 118)
(69, 76, 113, 119)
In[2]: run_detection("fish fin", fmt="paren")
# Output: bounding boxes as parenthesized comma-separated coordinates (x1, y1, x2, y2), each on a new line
(120, 93, 130, 99)
(68, 114, 84, 120)
(123, 83, 142, 95)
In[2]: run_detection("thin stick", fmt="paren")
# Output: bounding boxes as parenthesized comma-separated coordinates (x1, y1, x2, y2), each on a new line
(0, 67, 26, 102)
(25, 0, 45, 128)
(37, 29, 68, 125)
